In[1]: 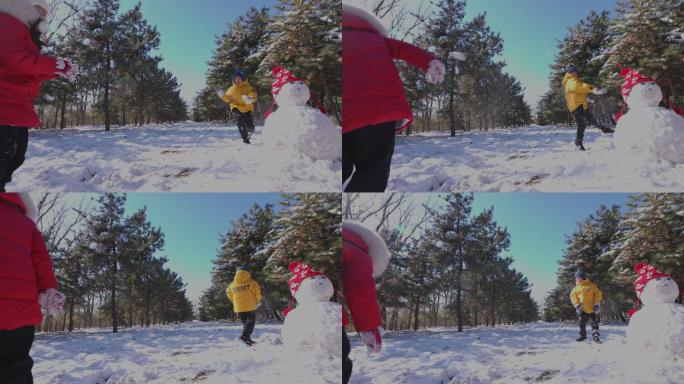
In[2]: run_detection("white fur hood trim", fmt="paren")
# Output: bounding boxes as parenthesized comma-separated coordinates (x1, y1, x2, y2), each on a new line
(19, 192, 38, 221)
(343, 220, 391, 278)
(0, 0, 46, 27)
(342, 3, 388, 37)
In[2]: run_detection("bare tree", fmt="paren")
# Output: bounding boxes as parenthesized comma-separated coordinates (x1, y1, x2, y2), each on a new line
(35, 193, 88, 255)
(361, 0, 429, 40)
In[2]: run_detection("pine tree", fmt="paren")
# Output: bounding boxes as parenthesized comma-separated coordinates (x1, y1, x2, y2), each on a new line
(74, 0, 121, 131)
(258, 0, 342, 121)
(602, 0, 684, 102)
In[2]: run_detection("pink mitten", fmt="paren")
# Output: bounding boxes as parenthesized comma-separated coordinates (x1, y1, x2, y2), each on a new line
(359, 327, 383, 353)
(55, 58, 79, 81)
(426, 59, 446, 84)
(39, 288, 66, 316)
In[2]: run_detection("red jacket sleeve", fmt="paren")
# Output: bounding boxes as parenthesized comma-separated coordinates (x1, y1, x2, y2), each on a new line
(31, 227, 58, 292)
(385, 38, 435, 72)
(342, 241, 382, 332)
(0, 17, 58, 77)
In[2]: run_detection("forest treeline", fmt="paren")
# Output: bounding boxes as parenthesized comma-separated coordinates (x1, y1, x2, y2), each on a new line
(543, 194, 684, 322)
(344, 193, 539, 332)
(198, 193, 342, 322)
(38, 0, 188, 130)
(191, 0, 341, 124)
(535, 0, 684, 126)
(35, 193, 193, 333)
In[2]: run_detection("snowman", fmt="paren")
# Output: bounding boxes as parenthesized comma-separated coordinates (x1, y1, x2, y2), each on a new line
(263, 67, 341, 162)
(614, 68, 684, 164)
(282, 261, 342, 361)
(626, 262, 684, 359)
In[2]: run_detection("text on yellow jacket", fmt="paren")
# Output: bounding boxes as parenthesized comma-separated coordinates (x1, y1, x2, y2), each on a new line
(570, 279, 603, 314)
(562, 72, 597, 113)
(221, 79, 257, 113)
(226, 270, 262, 313)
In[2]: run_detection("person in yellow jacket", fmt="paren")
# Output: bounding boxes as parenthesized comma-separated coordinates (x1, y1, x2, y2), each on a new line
(217, 69, 257, 144)
(562, 65, 614, 151)
(569, 269, 603, 342)
(226, 265, 262, 345)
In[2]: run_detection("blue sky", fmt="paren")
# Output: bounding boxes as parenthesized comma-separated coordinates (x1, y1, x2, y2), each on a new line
(470, 193, 630, 305)
(123, 193, 284, 305)
(346, 0, 618, 109)
(118, 0, 277, 103)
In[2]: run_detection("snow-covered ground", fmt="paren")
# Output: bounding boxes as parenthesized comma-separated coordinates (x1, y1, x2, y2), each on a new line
(389, 126, 684, 192)
(8, 123, 340, 192)
(33, 321, 340, 384)
(348, 322, 684, 384)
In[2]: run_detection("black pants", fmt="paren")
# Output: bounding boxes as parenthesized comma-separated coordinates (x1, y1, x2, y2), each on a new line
(0, 127, 29, 192)
(343, 121, 396, 192)
(342, 328, 352, 384)
(238, 311, 256, 339)
(0, 326, 35, 384)
(578, 311, 600, 339)
(232, 109, 255, 142)
(571, 106, 604, 144)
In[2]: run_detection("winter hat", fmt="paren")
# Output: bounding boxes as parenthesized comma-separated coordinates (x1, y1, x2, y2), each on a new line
(575, 269, 586, 280)
(342, 3, 389, 37)
(0, 0, 49, 26)
(566, 64, 579, 74)
(287, 261, 325, 297)
(270, 66, 304, 97)
(0, 192, 37, 221)
(633, 262, 671, 298)
(237, 265, 250, 273)
(233, 69, 247, 82)
(343, 221, 391, 279)
(619, 68, 656, 100)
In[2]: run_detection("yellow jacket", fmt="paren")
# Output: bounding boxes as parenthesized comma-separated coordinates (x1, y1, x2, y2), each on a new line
(562, 73, 597, 112)
(221, 80, 257, 113)
(570, 279, 602, 313)
(226, 270, 262, 313)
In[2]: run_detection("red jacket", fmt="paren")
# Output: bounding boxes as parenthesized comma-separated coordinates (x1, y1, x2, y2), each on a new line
(342, 227, 382, 331)
(342, 6, 435, 134)
(0, 13, 58, 128)
(0, 193, 58, 330)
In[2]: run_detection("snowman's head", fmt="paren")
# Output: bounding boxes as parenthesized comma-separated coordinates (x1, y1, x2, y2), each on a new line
(640, 276, 680, 305)
(275, 80, 311, 108)
(626, 81, 662, 108)
(294, 274, 334, 304)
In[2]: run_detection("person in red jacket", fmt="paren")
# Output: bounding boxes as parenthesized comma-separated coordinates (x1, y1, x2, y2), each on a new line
(0, 0, 78, 192)
(0, 192, 65, 384)
(341, 220, 391, 384)
(342, 4, 447, 192)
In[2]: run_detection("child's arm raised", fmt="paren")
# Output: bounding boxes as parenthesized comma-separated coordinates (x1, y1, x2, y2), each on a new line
(385, 38, 435, 71)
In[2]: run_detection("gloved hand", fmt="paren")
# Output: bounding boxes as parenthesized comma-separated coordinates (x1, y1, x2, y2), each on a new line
(359, 327, 383, 353)
(592, 88, 607, 96)
(216, 89, 226, 98)
(426, 59, 446, 84)
(242, 95, 254, 105)
(39, 288, 66, 316)
(55, 58, 79, 81)
(593, 305, 600, 314)
(575, 304, 582, 315)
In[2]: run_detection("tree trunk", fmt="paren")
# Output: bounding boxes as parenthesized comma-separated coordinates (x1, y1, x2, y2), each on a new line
(412, 297, 420, 331)
(456, 259, 464, 332)
(60, 91, 67, 129)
